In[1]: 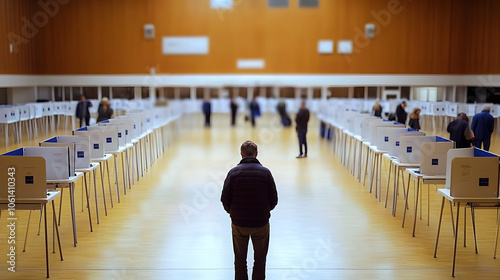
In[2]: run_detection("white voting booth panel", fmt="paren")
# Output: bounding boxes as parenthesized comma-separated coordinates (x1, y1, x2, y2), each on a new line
(24, 147, 71, 180)
(375, 125, 406, 152)
(107, 119, 133, 144)
(361, 118, 382, 141)
(445, 148, 474, 190)
(450, 156, 499, 198)
(353, 115, 374, 137)
(446, 148, 500, 197)
(398, 136, 436, 164)
(87, 125, 119, 152)
(18, 105, 30, 121)
(420, 142, 455, 176)
(0, 156, 47, 199)
(99, 122, 126, 147)
(368, 121, 404, 146)
(387, 129, 425, 157)
(42, 135, 91, 169)
(431, 103, 446, 116)
(73, 130, 105, 159)
(39, 142, 75, 177)
(118, 114, 143, 139)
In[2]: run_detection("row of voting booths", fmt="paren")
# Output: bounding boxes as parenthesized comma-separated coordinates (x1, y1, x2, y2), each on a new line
(0, 103, 181, 278)
(318, 100, 500, 277)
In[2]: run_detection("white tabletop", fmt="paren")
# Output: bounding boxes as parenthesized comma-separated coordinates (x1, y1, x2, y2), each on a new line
(0, 190, 61, 204)
(46, 172, 84, 185)
(75, 162, 100, 173)
(438, 188, 500, 203)
(92, 154, 113, 162)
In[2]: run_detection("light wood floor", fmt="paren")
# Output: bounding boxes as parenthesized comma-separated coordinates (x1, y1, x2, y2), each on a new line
(1, 113, 500, 279)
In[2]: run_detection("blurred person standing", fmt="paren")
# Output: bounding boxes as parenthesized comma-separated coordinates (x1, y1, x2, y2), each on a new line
(372, 100, 383, 118)
(471, 105, 494, 151)
(295, 101, 310, 158)
(96, 97, 114, 122)
(230, 97, 238, 126)
(202, 98, 212, 127)
(249, 96, 261, 127)
(75, 94, 92, 127)
(396, 101, 408, 125)
(408, 108, 421, 130)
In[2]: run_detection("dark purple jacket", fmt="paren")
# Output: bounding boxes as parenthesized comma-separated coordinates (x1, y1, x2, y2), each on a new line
(221, 157, 278, 227)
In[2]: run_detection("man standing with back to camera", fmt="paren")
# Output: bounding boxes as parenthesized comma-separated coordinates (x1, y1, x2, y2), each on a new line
(296, 101, 310, 158)
(221, 140, 278, 280)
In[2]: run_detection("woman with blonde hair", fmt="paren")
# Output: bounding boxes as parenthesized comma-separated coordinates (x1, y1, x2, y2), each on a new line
(408, 108, 421, 130)
(372, 100, 382, 117)
(97, 97, 114, 122)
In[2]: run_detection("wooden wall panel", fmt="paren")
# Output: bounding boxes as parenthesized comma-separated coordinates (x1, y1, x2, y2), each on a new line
(0, 0, 37, 74)
(1, 0, 499, 75)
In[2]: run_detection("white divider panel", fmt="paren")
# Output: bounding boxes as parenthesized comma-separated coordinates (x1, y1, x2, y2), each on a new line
(99, 122, 126, 147)
(88, 125, 119, 152)
(445, 147, 474, 189)
(18, 105, 30, 121)
(420, 142, 454, 176)
(387, 129, 425, 157)
(376, 126, 406, 152)
(74, 130, 105, 159)
(56, 135, 91, 169)
(24, 146, 71, 180)
(447, 103, 458, 117)
(398, 135, 435, 164)
(361, 118, 382, 141)
(353, 115, 374, 137)
(368, 121, 404, 145)
(108, 118, 134, 144)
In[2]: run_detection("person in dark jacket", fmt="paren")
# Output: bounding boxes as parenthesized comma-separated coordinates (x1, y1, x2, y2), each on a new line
(295, 101, 310, 158)
(75, 94, 92, 127)
(396, 101, 408, 125)
(202, 98, 211, 127)
(230, 97, 238, 126)
(221, 140, 278, 280)
(447, 113, 473, 148)
(249, 96, 261, 127)
(408, 108, 421, 130)
(471, 105, 494, 151)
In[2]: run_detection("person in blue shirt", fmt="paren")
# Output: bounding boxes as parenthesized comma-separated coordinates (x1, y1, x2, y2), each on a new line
(471, 105, 494, 151)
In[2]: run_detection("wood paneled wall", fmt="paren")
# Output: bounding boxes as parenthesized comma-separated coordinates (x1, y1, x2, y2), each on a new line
(0, 0, 37, 74)
(2, 0, 500, 74)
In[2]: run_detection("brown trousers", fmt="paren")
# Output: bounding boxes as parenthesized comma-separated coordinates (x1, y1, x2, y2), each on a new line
(231, 223, 270, 280)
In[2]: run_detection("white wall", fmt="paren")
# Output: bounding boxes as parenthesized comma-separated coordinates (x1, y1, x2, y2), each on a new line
(8, 87, 36, 104)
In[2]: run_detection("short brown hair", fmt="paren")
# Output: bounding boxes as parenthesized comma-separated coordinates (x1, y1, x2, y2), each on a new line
(241, 140, 257, 157)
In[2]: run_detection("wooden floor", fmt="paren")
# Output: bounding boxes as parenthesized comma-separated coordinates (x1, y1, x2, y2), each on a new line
(1, 113, 500, 279)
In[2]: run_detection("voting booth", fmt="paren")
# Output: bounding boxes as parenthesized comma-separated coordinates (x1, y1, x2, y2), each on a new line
(0, 156, 47, 199)
(387, 129, 425, 157)
(446, 148, 500, 198)
(74, 127, 105, 159)
(41, 135, 91, 170)
(419, 142, 455, 176)
(99, 121, 127, 147)
(86, 125, 119, 152)
(398, 136, 450, 164)
(3, 147, 71, 180)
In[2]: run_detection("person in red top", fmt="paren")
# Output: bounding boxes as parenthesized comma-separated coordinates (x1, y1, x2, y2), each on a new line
(221, 140, 278, 280)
